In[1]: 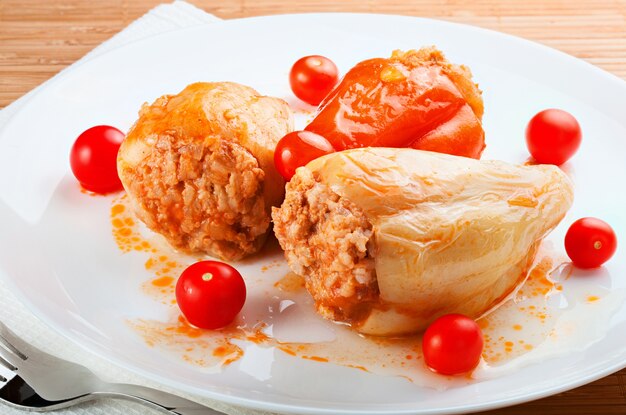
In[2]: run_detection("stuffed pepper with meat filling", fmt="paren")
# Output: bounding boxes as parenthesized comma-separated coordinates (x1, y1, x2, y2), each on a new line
(118, 82, 293, 261)
(272, 148, 573, 336)
(305, 47, 485, 158)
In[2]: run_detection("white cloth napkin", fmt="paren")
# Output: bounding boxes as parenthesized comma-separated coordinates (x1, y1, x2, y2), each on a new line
(0, 2, 275, 414)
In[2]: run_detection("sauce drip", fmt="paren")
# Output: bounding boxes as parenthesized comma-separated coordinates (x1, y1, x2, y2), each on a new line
(112, 195, 624, 387)
(111, 195, 185, 305)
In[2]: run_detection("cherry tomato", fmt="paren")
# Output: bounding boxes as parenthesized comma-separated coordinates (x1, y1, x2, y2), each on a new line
(274, 130, 335, 181)
(422, 314, 484, 375)
(69, 125, 125, 194)
(565, 217, 617, 269)
(525, 109, 582, 165)
(176, 261, 246, 329)
(289, 55, 339, 106)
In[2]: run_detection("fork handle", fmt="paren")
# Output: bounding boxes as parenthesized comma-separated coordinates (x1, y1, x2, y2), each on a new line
(94, 383, 227, 415)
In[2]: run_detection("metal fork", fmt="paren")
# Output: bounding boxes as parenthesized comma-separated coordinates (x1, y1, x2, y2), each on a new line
(0, 321, 225, 414)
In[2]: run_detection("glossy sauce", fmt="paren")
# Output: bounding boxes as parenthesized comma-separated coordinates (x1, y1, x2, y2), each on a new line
(112, 195, 625, 386)
(111, 195, 186, 305)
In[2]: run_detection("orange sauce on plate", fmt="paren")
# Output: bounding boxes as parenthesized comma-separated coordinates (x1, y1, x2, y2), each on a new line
(111, 194, 620, 386)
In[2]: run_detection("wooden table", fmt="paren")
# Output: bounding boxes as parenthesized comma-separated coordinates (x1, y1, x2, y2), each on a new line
(1, 1, 625, 414)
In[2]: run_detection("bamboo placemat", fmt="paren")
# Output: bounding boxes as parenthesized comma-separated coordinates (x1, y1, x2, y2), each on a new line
(1, 1, 625, 414)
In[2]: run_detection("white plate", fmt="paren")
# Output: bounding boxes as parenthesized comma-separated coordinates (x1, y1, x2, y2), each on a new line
(1, 13, 626, 415)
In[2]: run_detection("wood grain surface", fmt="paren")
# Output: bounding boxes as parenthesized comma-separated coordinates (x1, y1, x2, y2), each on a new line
(1, 1, 625, 414)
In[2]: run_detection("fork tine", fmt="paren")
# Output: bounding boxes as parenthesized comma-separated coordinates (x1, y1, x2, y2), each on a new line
(0, 354, 16, 372)
(0, 343, 22, 371)
(0, 322, 28, 360)
(0, 352, 17, 388)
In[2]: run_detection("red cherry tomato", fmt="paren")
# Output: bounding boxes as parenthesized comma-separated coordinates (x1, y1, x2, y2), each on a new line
(274, 130, 335, 181)
(422, 314, 484, 375)
(176, 261, 246, 329)
(525, 109, 582, 165)
(69, 125, 125, 194)
(289, 55, 339, 106)
(565, 217, 617, 269)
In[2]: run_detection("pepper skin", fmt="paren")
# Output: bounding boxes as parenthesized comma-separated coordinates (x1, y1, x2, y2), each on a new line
(305, 48, 485, 159)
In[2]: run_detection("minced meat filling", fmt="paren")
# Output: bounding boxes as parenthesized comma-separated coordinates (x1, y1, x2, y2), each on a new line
(272, 168, 379, 324)
(126, 134, 268, 261)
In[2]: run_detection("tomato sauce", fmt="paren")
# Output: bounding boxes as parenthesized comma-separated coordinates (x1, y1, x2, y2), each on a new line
(112, 195, 622, 387)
